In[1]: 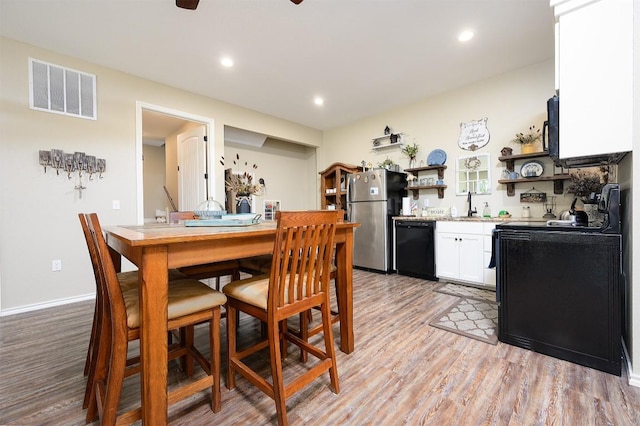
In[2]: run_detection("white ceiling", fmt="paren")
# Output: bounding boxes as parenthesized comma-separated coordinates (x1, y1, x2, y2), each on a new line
(0, 0, 555, 132)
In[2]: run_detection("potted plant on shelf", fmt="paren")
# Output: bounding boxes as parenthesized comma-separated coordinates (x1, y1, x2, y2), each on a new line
(511, 125, 541, 154)
(222, 154, 264, 213)
(401, 142, 419, 169)
(377, 157, 398, 171)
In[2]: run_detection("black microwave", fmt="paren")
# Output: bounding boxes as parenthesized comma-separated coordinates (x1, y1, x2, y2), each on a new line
(543, 94, 627, 167)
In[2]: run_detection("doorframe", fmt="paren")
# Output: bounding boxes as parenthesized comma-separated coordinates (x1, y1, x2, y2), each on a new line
(135, 101, 215, 225)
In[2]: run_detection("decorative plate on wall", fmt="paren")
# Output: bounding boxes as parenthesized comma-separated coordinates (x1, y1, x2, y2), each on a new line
(427, 149, 447, 166)
(520, 160, 544, 178)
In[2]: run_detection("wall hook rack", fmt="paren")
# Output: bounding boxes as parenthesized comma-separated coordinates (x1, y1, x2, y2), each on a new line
(39, 149, 106, 198)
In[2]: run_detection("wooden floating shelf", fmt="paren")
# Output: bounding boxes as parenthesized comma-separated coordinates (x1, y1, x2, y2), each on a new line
(408, 185, 447, 199)
(498, 175, 571, 197)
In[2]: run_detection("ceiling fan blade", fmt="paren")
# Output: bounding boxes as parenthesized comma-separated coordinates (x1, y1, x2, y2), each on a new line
(176, 0, 199, 10)
(291, 0, 303, 4)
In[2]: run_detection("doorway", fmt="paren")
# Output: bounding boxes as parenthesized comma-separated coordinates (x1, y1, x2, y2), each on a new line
(136, 101, 215, 224)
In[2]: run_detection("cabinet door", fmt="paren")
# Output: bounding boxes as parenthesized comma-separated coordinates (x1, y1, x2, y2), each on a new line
(435, 232, 459, 280)
(458, 234, 483, 284)
(556, 0, 633, 157)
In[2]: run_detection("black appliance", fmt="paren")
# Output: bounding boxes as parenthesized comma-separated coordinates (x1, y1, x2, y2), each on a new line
(495, 183, 623, 375)
(395, 220, 436, 280)
(543, 94, 628, 168)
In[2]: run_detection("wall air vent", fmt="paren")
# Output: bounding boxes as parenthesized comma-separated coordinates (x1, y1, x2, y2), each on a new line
(29, 58, 97, 120)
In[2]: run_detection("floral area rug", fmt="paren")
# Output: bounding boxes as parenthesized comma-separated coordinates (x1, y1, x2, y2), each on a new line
(429, 283, 498, 345)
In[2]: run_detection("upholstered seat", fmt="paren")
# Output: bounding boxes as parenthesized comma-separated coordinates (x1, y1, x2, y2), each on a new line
(82, 213, 226, 425)
(238, 252, 340, 363)
(224, 210, 341, 426)
(121, 278, 227, 328)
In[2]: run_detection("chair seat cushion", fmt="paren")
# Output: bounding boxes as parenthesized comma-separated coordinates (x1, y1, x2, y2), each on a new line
(222, 275, 270, 310)
(223, 273, 326, 310)
(123, 279, 227, 329)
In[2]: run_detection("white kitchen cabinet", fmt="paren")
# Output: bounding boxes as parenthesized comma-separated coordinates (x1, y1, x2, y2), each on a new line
(551, 0, 633, 157)
(435, 221, 484, 285)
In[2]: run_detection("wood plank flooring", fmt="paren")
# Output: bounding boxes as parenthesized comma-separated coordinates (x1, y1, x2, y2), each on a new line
(1, 270, 639, 425)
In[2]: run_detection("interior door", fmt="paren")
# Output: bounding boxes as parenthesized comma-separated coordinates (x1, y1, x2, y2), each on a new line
(177, 126, 207, 210)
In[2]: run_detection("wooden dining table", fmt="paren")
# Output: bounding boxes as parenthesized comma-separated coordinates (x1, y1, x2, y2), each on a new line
(104, 219, 358, 425)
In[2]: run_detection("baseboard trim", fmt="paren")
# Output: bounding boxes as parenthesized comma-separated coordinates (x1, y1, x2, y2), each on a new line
(0, 293, 95, 317)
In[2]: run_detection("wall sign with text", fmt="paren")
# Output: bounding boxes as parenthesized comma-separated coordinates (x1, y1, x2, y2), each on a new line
(458, 118, 490, 151)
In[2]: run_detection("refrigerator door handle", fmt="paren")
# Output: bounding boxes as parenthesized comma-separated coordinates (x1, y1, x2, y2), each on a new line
(346, 175, 352, 221)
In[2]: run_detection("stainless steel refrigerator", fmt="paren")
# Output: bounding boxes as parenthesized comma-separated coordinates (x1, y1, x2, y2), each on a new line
(346, 169, 406, 272)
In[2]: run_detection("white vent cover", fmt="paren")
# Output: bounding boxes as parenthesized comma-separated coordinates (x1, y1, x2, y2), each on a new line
(29, 58, 97, 120)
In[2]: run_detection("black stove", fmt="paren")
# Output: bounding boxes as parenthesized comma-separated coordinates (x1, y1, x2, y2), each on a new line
(496, 221, 604, 233)
(494, 183, 623, 375)
(497, 183, 621, 235)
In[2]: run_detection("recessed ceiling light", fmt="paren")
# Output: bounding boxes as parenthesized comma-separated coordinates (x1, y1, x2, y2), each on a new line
(458, 30, 474, 43)
(220, 57, 234, 67)
(314, 97, 324, 106)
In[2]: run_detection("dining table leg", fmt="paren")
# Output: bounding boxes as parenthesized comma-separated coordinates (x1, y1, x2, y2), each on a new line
(335, 231, 354, 354)
(139, 246, 169, 425)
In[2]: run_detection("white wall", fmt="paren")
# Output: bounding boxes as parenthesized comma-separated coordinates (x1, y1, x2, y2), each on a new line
(321, 61, 571, 217)
(223, 139, 317, 215)
(322, 60, 573, 217)
(0, 37, 322, 313)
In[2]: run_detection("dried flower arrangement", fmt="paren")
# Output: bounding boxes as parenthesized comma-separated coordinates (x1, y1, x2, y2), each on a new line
(511, 125, 541, 145)
(220, 154, 264, 196)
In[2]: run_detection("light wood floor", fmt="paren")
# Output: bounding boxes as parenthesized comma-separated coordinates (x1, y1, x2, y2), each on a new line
(1, 270, 639, 425)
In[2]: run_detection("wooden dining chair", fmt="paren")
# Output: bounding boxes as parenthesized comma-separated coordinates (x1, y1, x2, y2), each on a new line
(83, 213, 226, 425)
(78, 214, 189, 409)
(223, 210, 341, 426)
(237, 217, 342, 364)
(169, 210, 241, 290)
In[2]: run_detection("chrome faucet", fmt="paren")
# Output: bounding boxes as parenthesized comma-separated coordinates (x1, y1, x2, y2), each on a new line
(467, 191, 477, 217)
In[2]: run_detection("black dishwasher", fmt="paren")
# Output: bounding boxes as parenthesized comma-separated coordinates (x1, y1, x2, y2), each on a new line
(395, 220, 436, 280)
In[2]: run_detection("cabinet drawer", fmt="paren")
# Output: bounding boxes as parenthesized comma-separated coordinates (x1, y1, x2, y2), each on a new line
(436, 221, 483, 235)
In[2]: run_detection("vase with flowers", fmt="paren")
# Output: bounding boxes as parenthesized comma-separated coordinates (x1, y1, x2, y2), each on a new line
(401, 142, 419, 169)
(222, 154, 264, 213)
(511, 125, 541, 154)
